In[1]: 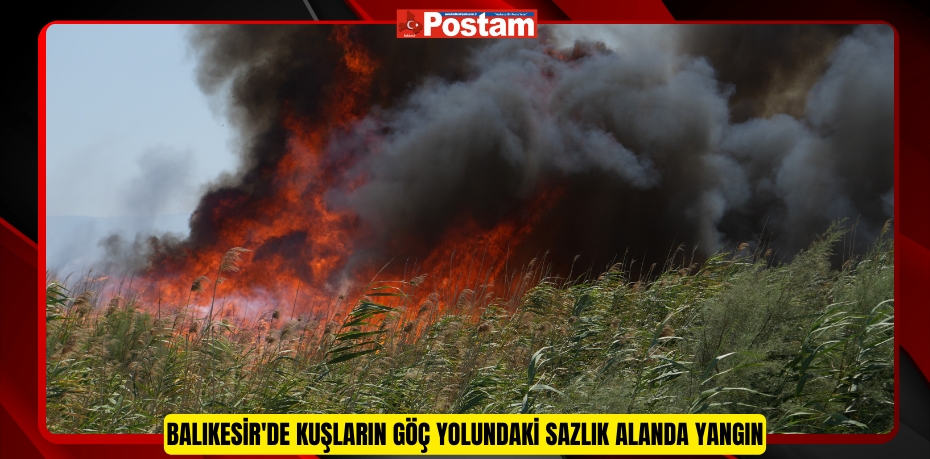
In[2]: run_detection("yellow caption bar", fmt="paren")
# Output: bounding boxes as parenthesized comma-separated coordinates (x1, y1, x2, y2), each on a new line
(164, 413, 766, 455)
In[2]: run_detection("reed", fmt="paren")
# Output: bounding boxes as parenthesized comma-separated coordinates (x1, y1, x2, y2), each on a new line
(45, 221, 894, 435)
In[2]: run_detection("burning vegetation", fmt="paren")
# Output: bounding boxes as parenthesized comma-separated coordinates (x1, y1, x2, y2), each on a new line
(46, 24, 894, 433)
(46, 225, 894, 433)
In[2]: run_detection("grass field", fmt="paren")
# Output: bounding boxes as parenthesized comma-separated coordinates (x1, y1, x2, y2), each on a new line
(45, 222, 894, 434)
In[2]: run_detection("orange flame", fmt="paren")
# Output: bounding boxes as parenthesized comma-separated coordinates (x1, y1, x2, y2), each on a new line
(137, 27, 562, 326)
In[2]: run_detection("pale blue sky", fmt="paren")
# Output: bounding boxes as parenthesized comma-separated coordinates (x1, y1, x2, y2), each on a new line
(45, 24, 238, 219)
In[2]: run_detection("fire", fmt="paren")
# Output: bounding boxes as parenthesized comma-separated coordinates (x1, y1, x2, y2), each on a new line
(411, 187, 563, 308)
(137, 26, 563, 325)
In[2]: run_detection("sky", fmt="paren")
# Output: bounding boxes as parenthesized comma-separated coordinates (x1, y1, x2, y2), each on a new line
(45, 24, 242, 272)
(45, 24, 237, 219)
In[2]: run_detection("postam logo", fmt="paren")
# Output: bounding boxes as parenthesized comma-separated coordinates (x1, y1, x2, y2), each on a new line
(397, 10, 536, 38)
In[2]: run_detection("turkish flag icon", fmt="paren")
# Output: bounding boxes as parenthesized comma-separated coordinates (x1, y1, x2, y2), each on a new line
(398, 10, 423, 36)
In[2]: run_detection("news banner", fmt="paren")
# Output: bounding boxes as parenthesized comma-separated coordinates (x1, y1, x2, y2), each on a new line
(164, 414, 766, 455)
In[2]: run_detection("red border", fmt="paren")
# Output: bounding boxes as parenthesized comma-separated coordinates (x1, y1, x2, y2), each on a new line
(3, 1, 923, 456)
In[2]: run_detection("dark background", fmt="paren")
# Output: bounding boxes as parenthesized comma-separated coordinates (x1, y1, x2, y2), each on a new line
(1, 1, 926, 458)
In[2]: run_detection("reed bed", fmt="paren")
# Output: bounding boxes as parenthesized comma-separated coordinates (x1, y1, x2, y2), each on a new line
(45, 222, 894, 434)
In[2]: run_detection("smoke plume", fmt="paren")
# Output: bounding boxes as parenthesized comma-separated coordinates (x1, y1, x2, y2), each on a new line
(328, 25, 892, 269)
(123, 24, 893, 301)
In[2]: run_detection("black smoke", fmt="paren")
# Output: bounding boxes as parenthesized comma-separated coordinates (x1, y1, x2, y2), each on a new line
(677, 24, 856, 122)
(185, 25, 489, 250)
(184, 24, 894, 277)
